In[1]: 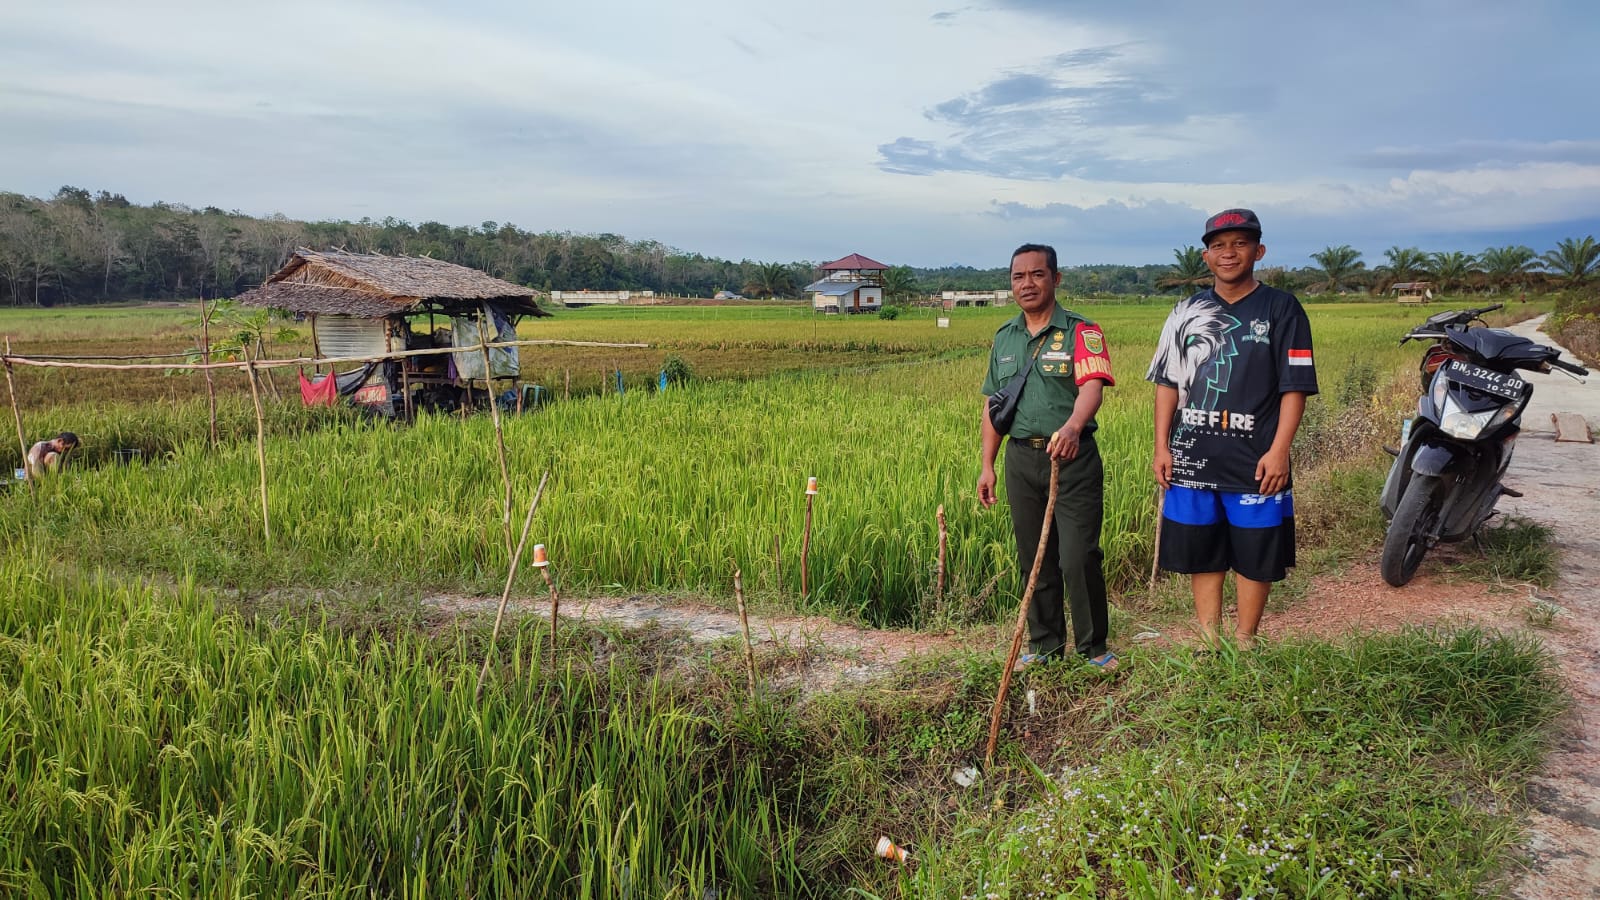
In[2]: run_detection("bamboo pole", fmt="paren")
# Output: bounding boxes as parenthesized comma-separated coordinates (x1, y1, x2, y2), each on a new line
(984, 459, 1059, 769)
(1148, 488, 1166, 591)
(200, 298, 219, 448)
(477, 470, 550, 697)
(773, 534, 783, 593)
(0, 338, 650, 374)
(244, 348, 271, 548)
(734, 566, 758, 695)
(564, 368, 570, 401)
(4, 337, 33, 498)
(478, 305, 514, 558)
(936, 504, 947, 598)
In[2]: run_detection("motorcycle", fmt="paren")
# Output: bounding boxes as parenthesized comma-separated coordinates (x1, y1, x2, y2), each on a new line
(1379, 304, 1589, 587)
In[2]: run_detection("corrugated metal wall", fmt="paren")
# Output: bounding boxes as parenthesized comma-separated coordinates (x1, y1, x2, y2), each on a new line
(316, 316, 389, 359)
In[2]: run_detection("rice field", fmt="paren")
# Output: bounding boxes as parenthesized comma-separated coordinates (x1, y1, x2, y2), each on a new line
(0, 297, 1566, 897)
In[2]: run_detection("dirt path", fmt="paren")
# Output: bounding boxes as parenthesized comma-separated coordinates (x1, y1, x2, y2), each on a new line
(1487, 315, 1600, 899)
(425, 592, 983, 693)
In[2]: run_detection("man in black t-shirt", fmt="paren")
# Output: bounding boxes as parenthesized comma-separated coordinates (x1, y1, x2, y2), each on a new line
(1146, 209, 1318, 649)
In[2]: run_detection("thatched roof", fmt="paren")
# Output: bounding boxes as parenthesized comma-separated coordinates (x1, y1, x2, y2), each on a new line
(234, 249, 550, 318)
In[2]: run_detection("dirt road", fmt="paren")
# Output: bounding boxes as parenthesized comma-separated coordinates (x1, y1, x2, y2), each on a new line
(1499, 316, 1600, 899)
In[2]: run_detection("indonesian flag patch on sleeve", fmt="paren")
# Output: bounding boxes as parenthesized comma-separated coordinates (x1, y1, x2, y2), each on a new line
(1072, 322, 1115, 385)
(1288, 348, 1314, 367)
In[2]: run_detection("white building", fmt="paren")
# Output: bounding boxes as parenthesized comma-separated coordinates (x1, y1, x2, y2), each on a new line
(806, 253, 887, 314)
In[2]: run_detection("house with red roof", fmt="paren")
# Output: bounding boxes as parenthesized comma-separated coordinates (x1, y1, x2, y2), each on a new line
(805, 252, 887, 314)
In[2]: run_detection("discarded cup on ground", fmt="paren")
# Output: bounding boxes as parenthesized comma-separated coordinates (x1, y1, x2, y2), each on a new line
(875, 835, 909, 863)
(532, 544, 549, 568)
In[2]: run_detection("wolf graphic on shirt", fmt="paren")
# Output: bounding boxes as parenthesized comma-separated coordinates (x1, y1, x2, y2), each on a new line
(1148, 296, 1240, 411)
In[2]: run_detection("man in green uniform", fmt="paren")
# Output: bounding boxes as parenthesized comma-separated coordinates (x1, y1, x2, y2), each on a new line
(978, 244, 1118, 669)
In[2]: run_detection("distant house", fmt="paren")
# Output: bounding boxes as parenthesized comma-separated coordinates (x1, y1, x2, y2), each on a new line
(806, 253, 886, 314)
(942, 290, 1012, 309)
(235, 249, 548, 416)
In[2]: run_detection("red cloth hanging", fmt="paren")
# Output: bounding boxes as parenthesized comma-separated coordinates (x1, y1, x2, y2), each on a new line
(299, 369, 338, 407)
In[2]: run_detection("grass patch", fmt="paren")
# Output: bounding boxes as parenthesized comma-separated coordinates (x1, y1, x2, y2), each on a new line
(1446, 516, 1560, 589)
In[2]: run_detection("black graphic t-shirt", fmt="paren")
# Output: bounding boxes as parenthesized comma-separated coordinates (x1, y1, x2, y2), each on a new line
(1145, 285, 1319, 492)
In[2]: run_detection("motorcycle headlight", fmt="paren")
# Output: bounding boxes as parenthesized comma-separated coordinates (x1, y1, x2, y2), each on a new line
(1438, 395, 1517, 440)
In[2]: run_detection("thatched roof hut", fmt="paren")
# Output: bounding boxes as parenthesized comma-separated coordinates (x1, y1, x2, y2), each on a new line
(235, 249, 550, 319)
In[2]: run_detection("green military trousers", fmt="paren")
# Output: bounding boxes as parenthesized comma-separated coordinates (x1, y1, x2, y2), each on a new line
(1003, 437, 1109, 658)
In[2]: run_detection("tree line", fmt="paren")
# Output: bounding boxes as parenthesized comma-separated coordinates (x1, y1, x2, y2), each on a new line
(1160, 239, 1600, 297)
(4, 186, 1595, 307)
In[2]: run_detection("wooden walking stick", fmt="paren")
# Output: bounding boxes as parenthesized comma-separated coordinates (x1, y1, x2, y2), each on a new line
(734, 566, 758, 695)
(984, 458, 1060, 768)
(1148, 487, 1166, 591)
(3, 338, 33, 498)
(477, 470, 550, 697)
(244, 348, 271, 548)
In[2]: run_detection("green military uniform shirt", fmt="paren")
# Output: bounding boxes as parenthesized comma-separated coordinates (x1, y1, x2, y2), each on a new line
(981, 304, 1113, 439)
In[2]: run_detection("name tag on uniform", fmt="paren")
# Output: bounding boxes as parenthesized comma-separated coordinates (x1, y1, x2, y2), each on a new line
(1041, 350, 1071, 363)
(999, 355, 1016, 364)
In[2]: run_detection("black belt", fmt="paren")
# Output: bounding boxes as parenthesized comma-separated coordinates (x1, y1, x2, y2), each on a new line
(1011, 434, 1094, 449)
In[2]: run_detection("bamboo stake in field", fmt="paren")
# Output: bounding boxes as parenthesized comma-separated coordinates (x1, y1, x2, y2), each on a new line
(244, 348, 271, 548)
(478, 304, 514, 558)
(733, 566, 758, 696)
(801, 476, 818, 598)
(3, 337, 33, 498)
(984, 458, 1059, 769)
(773, 534, 783, 593)
(477, 470, 550, 697)
(536, 546, 560, 653)
(199, 298, 219, 448)
(1148, 488, 1166, 591)
(936, 504, 948, 598)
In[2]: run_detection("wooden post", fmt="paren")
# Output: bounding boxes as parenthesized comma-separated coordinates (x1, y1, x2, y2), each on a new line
(985, 459, 1059, 768)
(936, 504, 948, 598)
(244, 349, 271, 548)
(477, 471, 550, 697)
(200, 299, 219, 448)
(1148, 488, 1166, 591)
(257, 336, 281, 401)
(478, 304, 514, 558)
(801, 480, 816, 599)
(4, 337, 33, 497)
(734, 566, 758, 695)
(564, 368, 570, 401)
(541, 561, 560, 653)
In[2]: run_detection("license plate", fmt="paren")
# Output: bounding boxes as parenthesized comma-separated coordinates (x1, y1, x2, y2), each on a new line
(1444, 359, 1526, 399)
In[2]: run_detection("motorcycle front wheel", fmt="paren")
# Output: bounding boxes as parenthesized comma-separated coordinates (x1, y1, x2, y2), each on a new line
(1381, 473, 1447, 587)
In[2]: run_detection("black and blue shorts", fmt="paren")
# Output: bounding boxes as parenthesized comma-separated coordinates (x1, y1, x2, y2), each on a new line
(1158, 485, 1296, 583)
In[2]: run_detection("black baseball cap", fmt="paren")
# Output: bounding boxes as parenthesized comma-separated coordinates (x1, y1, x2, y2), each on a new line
(1202, 208, 1262, 244)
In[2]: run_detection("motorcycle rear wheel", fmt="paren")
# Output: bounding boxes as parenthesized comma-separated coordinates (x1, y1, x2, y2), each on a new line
(1381, 473, 1446, 587)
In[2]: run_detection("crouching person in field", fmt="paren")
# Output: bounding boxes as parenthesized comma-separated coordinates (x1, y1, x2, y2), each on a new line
(1148, 210, 1317, 650)
(25, 431, 79, 478)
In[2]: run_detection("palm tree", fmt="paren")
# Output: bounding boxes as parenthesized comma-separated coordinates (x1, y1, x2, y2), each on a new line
(742, 261, 797, 298)
(1427, 251, 1479, 293)
(1257, 266, 1299, 292)
(1157, 246, 1211, 293)
(1378, 246, 1429, 292)
(1479, 245, 1539, 292)
(1308, 245, 1367, 294)
(1540, 236, 1600, 288)
(878, 265, 919, 303)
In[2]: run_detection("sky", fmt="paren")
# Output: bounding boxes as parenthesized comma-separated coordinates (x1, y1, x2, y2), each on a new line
(3, 0, 1598, 268)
